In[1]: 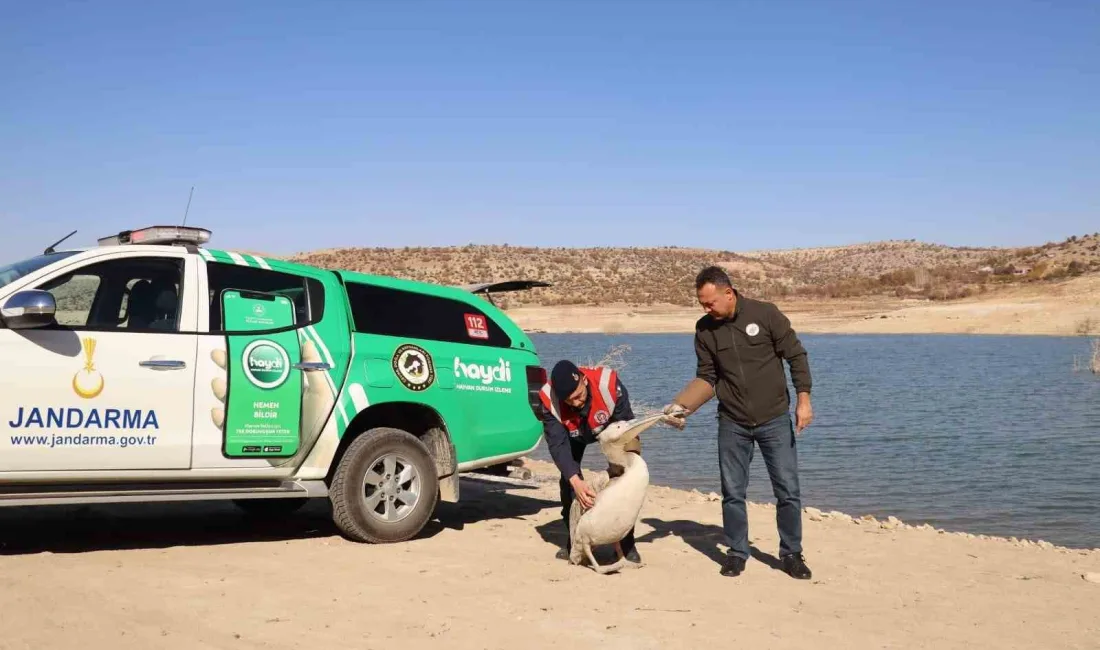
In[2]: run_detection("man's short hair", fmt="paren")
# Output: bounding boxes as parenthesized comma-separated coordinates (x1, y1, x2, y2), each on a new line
(695, 265, 732, 291)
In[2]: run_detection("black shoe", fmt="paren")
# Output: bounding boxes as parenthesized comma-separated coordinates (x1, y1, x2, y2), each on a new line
(781, 553, 812, 580)
(720, 554, 746, 577)
(556, 547, 570, 561)
(623, 547, 642, 564)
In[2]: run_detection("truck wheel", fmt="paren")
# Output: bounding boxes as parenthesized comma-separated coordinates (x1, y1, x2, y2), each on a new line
(232, 497, 309, 516)
(329, 427, 439, 543)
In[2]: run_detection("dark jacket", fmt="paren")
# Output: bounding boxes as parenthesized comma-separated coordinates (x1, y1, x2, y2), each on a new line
(542, 377, 634, 479)
(694, 291, 811, 427)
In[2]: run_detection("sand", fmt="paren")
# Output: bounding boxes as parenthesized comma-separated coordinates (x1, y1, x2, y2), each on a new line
(1, 457, 1096, 649)
(506, 274, 1100, 337)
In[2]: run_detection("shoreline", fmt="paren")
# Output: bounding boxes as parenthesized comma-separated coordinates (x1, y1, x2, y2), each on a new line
(517, 458, 1100, 554)
(526, 328, 1094, 338)
(505, 302, 1100, 336)
(502, 274, 1100, 337)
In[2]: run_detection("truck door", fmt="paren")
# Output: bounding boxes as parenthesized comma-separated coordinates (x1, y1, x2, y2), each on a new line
(189, 259, 345, 468)
(0, 252, 198, 471)
(218, 289, 305, 458)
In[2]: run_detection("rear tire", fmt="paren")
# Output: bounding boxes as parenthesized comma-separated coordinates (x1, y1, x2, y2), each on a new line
(329, 427, 439, 543)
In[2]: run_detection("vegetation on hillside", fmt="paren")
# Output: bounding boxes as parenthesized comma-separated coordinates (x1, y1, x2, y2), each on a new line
(289, 233, 1100, 307)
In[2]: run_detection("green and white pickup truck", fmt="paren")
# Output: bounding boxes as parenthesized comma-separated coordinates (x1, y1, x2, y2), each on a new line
(0, 225, 551, 543)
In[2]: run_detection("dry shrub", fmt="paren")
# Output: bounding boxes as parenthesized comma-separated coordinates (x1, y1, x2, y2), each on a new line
(291, 235, 1098, 307)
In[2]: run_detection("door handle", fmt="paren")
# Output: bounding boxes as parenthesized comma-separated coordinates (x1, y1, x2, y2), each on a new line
(139, 359, 187, 370)
(293, 361, 332, 372)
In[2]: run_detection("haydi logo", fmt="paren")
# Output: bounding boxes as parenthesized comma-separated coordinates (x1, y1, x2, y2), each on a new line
(454, 357, 512, 390)
(250, 354, 284, 373)
(243, 340, 290, 390)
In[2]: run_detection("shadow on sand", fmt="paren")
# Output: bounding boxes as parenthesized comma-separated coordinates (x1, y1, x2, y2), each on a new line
(636, 517, 786, 572)
(533, 515, 635, 565)
(529, 508, 783, 568)
(433, 478, 559, 535)
(0, 478, 559, 556)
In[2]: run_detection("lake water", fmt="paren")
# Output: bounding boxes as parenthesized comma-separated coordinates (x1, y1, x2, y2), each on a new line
(525, 333, 1100, 550)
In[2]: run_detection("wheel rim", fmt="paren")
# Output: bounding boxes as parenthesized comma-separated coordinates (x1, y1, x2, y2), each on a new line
(362, 452, 422, 523)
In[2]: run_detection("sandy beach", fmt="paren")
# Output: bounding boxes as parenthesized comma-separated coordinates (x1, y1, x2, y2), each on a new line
(1, 457, 1096, 649)
(506, 274, 1100, 337)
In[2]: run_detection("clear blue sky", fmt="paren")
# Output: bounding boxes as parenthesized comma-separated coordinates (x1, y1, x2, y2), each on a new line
(2, 0, 1098, 261)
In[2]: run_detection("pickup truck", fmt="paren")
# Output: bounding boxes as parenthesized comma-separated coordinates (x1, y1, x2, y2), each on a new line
(0, 225, 550, 544)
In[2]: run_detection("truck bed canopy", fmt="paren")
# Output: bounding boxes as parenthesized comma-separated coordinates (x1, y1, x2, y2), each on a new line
(458, 280, 551, 306)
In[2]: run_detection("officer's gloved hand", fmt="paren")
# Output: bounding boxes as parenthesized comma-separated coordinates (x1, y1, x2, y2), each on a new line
(660, 403, 688, 430)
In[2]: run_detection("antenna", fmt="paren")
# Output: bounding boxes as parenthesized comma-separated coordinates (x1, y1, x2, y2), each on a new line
(44, 229, 78, 255)
(181, 185, 195, 226)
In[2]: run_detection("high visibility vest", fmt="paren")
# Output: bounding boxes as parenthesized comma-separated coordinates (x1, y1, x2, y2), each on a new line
(538, 366, 619, 438)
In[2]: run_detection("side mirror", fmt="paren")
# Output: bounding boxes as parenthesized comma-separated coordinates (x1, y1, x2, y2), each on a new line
(1, 290, 57, 330)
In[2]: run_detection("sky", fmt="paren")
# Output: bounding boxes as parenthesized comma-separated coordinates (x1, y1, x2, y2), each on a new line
(2, 0, 1098, 261)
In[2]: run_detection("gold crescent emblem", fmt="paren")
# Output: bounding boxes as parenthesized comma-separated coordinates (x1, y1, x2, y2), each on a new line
(72, 337, 105, 399)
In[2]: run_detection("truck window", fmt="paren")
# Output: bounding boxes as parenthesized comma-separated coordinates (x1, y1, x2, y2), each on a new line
(345, 281, 512, 348)
(44, 272, 101, 326)
(0, 251, 79, 291)
(206, 262, 325, 331)
(34, 257, 184, 332)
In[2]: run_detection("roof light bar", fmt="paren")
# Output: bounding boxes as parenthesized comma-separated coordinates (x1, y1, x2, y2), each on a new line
(97, 225, 212, 247)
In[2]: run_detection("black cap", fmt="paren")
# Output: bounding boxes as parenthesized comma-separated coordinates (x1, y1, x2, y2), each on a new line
(550, 360, 582, 398)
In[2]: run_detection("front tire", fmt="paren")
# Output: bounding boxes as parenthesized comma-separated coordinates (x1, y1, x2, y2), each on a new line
(329, 427, 439, 543)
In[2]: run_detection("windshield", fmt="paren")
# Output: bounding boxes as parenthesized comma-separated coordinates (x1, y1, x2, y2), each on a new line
(0, 252, 79, 291)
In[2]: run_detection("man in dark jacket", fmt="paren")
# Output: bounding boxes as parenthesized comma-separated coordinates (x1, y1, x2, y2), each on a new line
(665, 266, 814, 579)
(539, 359, 643, 564)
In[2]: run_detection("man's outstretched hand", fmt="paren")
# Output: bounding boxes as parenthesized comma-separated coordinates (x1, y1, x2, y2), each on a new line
(660, 403, 689, 430)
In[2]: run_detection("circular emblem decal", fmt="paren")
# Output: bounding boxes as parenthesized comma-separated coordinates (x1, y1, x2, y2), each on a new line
(594, 410, 609, 425)
(393, 344, 435, 391)
(745, 323, 760, 337)
(242, 340, 291, 389)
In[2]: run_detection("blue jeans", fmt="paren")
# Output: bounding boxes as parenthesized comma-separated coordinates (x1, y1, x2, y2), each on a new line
(718, 412, 803, 560)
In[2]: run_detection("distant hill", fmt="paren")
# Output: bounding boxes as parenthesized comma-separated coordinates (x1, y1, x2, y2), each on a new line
(285, 232, 1100, 307)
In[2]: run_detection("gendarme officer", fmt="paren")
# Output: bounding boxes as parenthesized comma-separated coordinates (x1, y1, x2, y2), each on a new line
(539, 360, 643, 565)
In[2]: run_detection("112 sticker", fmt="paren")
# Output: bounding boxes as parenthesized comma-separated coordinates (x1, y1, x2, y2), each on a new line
(464, 313, 489, 339)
